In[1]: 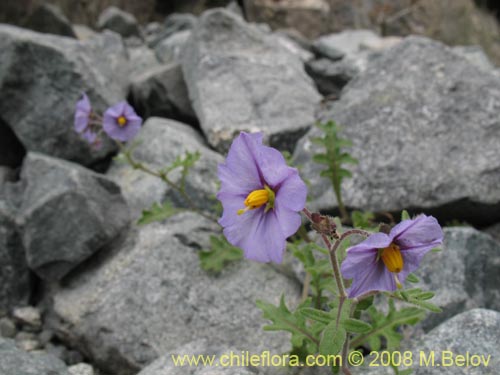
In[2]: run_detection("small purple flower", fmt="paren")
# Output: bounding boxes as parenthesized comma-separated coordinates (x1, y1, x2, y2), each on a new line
(74, 93, 91, 134)
(217, 132, 307, 263)
(103, 101, 142, 142)
(341, 215, 443, 298)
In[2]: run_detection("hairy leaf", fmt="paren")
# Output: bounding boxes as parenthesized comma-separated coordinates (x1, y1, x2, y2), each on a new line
(199, 235, 243, 272)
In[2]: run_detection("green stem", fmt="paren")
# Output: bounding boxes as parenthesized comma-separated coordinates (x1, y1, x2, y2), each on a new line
(118, 143, 218, 223)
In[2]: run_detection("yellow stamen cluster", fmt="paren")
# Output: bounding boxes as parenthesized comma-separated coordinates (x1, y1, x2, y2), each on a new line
(117, 116, 127, 127)
(237, 186, 275, 215)
(381, 243, 404, 273)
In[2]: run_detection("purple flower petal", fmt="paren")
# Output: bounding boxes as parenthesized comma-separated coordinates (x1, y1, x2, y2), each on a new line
(102, 101, 142, 142)
(217, 132, 307, 263)
(218, 132, 263, 195)
(391, 215, 443, 250)
(275, 172, 307, 212)
(341, 232, 391, 279)
(347, 261, 396, 298)
(74, 93, 91, 133)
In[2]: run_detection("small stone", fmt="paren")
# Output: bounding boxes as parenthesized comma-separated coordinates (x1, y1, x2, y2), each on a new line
(0, 317, 16, 338)
(154, 30, 190, 63)
(65, 350, 84, 366)
(17, 339, 41, 352)
(68, 363, 94, 375)
(13, 307, 41, 330)
(38, 330, 54, 346)
(97, 6, 140, 38)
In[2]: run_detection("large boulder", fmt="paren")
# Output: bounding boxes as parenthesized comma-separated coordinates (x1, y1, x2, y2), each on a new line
(0, 338, 69, 375)
(0, 200, 30, 311)
(182, 9, 321, 153)
(97, 6, 141, 38)
(51, 212, 301, 374)
(15, 153, 130, 281)
(408, 227, 500, 330)
(107, 117, 221, 219)
(129, 63, 196, 123)
(24, 3, 76, 38)
(154, 30, 191, 63)
(294, 36, 500, 225)
(0, 25, 128, 166)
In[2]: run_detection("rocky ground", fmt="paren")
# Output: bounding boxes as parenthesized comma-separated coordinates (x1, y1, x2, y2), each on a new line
(1, 2, 500, 375)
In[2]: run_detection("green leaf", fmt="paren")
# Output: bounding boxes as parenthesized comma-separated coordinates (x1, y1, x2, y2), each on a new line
(406, 273, 420, 283)
(299, 308, 333, 325)
(319, 321, 346, 356)
(257, 296, 319, 350)
(351, 211, 376, 230)
(198, 235, 243, 273)
(137, 201, 181, 225)
(401, 210, 411, 221)
(160, 151, 201, 191)
(342, 318, 372, 333)
(351, 299, 426, 351)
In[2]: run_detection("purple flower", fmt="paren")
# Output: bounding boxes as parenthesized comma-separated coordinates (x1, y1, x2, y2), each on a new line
(74, 93, 91, 134)
(217, 132, 307, 263)
(103, 101, 142, 142)
(341, 215, 443, 298)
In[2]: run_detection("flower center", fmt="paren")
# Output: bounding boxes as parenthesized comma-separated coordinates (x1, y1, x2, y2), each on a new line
(237, 186, 275, 215)
(380, 243, 404, 273)
(117, 116, 127, 127)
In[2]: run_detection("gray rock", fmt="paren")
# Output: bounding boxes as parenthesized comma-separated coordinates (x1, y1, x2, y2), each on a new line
(154, 30, 191, 63)
(52, 212, 300, 374)
(294, 36, 500, 222)
(0, 338, 69, 375)
(0, 317, 16, 338)
(484, 222, 500, 243)
(137, 340, 257, 375)
(410, 309, 500, 374)
(12, 307, 41, 331)
(73, 25, 97, 41)
(0, 200, 30, 311)
(305, 58, 360, 97)
(129, 63, 196, 123)
(68, 363, 94, 375)
(107, 118, 221, 219)
(0, 25, 128, 166)
(182, 9, 321, 153)
(126, 43, 160, 78)
(16, 153, 130, 281)
(407, 227, 500, 330)
(452, 45, 495, 71)
(149, 13, 197, 48)
(17, 339, 41, 352)
(313, 29, 382, 60)
(0, 166, 15, 185)
(25, 3, 76, 38)
(97, 6, 140, 38)
(272, 32, 314, 63)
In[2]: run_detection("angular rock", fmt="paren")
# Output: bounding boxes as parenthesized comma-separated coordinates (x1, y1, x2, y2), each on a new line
(0, 25, 128, 166)
(126, 43, 160, 78)
(244, 0, 331, 39)
(52, 212, 300, 374)
(16, 153, 130, 281)
(129, 63, 196, 123)
(12, 306, 42, 331)
(452, 45, 495, 71)
(68, 363, 94, 375)
(0, 338, 69, 375)
(97, 6, 140, 38)
(313, 29, 382, 59)
(182, 9, 321, 153)
(154, 30, 191, 63)
(294, 37, 500, 223)
(107, 118, 221, 219)
(410, 309, 500, 374)
(0, 200, 30, 311)
(361, 309, 500, 375)
(272, 32, 314, 63)
(25, 3, 76, 38)
(137, 340, 257, 375)
(0, 317, 16, 338)
(150, 13, 197, 48)
(305, 58, 360, 97)
(409, 227, 500, 330)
